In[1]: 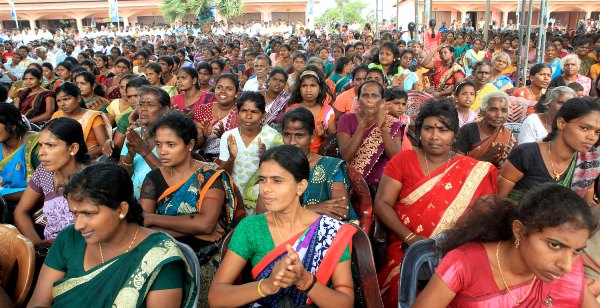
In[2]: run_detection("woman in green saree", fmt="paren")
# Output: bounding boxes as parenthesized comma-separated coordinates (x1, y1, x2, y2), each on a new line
(139, 111, 242, 307)
(28, 163, 197, 308)
(498, 97, 600, 202)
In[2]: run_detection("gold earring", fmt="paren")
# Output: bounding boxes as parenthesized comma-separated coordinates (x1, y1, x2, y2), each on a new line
(514, 238, 520, 248)
(119, 214, 125, 219)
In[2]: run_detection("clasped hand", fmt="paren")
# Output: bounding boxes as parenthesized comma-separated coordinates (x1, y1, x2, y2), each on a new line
(262, 245, 312, 295)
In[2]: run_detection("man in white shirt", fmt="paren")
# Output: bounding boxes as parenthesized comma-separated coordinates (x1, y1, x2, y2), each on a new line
(243, 55, 271, 91)
(34, 46, 55, 67)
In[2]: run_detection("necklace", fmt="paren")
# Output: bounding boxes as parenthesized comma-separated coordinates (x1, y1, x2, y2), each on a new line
(2, 135, 23, 157)
(496, 241, 537, 306)
(99, 225, 139, 263)
(272, 207, 309, 244)
(424, 151, 452, 179)
(546, 141, 570, 181)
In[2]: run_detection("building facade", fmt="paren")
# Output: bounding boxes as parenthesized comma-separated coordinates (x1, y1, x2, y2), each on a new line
(0, 0, 314, 32)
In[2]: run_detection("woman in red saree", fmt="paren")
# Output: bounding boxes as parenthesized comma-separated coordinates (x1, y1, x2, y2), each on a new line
(421, 45, 466, 98)
(374, 99, 497, 307)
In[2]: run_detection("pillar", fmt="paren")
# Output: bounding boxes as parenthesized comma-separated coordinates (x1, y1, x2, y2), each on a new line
(502, 10, 509, 27)
(261, 11, 272, 22)
(586, 10, 592, 20)
(76, 18, 83, 34)
(27, 18, 37, 29)
(122, 15, 129, 27)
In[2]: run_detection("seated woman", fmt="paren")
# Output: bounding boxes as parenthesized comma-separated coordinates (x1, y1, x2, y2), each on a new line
(75, 71, 110, 112)
(256, 107, 358, 222)
(374, 99, 498, 307)
(52, 82, 111, 159)
(217, 91, 283, 215)
(499, 97, 600, 201)
(518, 86, 576, 144)
(549, 54, 592, 96)
(13, 68, 56, 125)
(420, 45, 466, 98)
(208, 145, 355, 308)
(488, 52, 514, 92)
(42, 62, 61, 90)
(105, 74, 135, 126)
(455, 91, 515, 167)
(140, 111, 239, 306)
(337, 80, 403, 188)
(511, 63, 552, 114)
(145, 62, 179, 97)
(413, 184, 600, 307)
(104, 57, 132, 100)
(287, 65, 336, 153)
(172, 66, 215, 114)
(28, 163, 197, 307)
(120, 86, 170, 200)
(14, 117, 89, 246)
(261, 68, 291, 131)
(0, 104, 39, 211)
(329, 57, 354, 95)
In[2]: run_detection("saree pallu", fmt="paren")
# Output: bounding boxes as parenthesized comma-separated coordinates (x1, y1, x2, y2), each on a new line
(52, 232, 197, 308)
(156, 162, 238, 233)
(52, 110, 113, 147)
(431, 62, 465, 90)
(84, 96, 110, 112)
(172, 90, 217, 115)
(350, 116, 404, 187)
(17, 89, 54, 120)
(379, 156, 497, 307)
(104, 77, 122, 100)
(262, 90, 291, 131)
(467, 126, 514, 163)
(0, 133, 39, 196)
(251, 216, 357, 307)
(194, 104, 239, 157)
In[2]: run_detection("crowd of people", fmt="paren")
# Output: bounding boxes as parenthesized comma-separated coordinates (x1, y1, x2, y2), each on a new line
(2, 17, 600, 307)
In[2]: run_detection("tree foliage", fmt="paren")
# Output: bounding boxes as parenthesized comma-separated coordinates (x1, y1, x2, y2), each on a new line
(161, 0, 244, 23)
(316, 0, 369, 24)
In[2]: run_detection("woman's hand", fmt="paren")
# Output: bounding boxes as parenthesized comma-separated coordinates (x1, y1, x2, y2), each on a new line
(391, 73, 406, 88)
(194, 226, 225, 242)
(406, 234, 428, 246)
(227, 134, 238, 159)
(102, 139, 115, 157)
(257, 137, 266, 157)
(307, 198, 349, 221)
(214, 121, 225, 138)
(315, 120, 325, 137)
(142, 212, 155, 227)
(125, 127, 150, 157)
(377, 104, 388, 129)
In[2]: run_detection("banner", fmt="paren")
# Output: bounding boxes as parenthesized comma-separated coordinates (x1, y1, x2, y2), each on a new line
(7, 0, 17, 27)
(108, 0, 119, 23)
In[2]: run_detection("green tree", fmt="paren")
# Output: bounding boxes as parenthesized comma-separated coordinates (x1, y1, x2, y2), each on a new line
(161, 0, 244, 23)
(316, 0, 369, 24)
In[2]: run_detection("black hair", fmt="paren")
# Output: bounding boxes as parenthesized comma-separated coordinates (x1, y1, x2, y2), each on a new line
(42, 117, 90, 164)
(150, 111, 198, 146)
(125, 77, 150, 90)
(215, 73, 240, 92)
(196, 61, 213, 75)
(74, 71, 105, 97)
(138, 85, 171, 108)
(351, 64, 369, 81)
(357, 80, 385, 98)
(236, 91, 266, 113)
(134, 50, 149, 60)
(114, 57, 132, 70)
(27, 62, 43, 73)
(372, 42, 402, 77)
(23, 67, 43, 80)
(384, 88, 408, 102)
(439, 184, 598, 254)
(292, 51, 308, 65)
(472, 60, 491, 73)
(64, 56, 79, 67)
(179, 67, 201, 90)
(55, 81, 85, 108)
(414, 98, 460, 143)
(0, 103, 28, 139)
(529, 63, 551, 79)
(95, 54, 110, 69)
(260, 145, 310, 183)
(64, 163, 144, 226)
(80, 59, 98, 74)
(268, 67, 289, 83)
(41, 62, 54, 71)
(144, 62, 164, 85)
(366, 67, 387, 85)
(567, 82, 584, 92)
(289, 65, 331, 106)
(334, 57, 352, 74)
(77, 52, 90, 60)
(282, 106, 315, 136)
(454, 80, 477, 96)
(0, 84, 7, 102)
(209, 59, 225, 71)
(157, 56, 174, 71)
(279, 44, 291, 52)
(544, 97, 600, 141)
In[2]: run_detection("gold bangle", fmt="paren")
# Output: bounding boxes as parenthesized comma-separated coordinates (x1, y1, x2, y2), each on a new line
(119, 160, 133, 167)
(404, 232, 416, 242)
(499, 175, 516, 184)
(593, 194, 599, 205)
(257, 279, 267, 298)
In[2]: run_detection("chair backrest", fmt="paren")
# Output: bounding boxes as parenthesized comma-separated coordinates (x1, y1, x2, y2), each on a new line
(0, 224, 35, 307)
(397, 237, 443, 308)
(406, 90, 434, 123)
(0, 195, 8, 224)
(220, 230, 233, 258)
(504, 122, 523, 140)
(175, 240, 200, 308)
(349, 223, 384, 308)
(346, 165, 373, 233)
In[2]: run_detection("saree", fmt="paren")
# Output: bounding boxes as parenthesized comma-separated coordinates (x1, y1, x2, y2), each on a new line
(194, 103, 239, 158)
(463, 49, 485, 76)
(0, 133, 39, 196)
(466, 126, 514, 162)
(349, 115, 404, 187)
(52, 110, 113, 148)
(252, 216, 356, 307)
(104, 77, 122, 100)
(84, 96, 110, 112)
(16, 88, 54, 121)
(261, 90, 290, 131)
(172, 90, 217, 115)
(431, 61, 465, 90)
(50, 227, 197, 308)
(378, 152, 497, 307)
(329, 73, 352, 94)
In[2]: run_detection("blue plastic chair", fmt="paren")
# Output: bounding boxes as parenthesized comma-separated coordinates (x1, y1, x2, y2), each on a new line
(175, 240, 200, 308)
(397, 236, 443, 308)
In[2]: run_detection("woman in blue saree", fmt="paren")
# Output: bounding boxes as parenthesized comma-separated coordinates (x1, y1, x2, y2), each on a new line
(28, 163, 197, 308)
(209, 145, 355, 308)
(139, 111, 241, 307)
(0, 104, 39, 208)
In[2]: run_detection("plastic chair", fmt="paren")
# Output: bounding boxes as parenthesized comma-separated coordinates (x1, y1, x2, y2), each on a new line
(397, 236, 443, 308)
(175, 240, 200, 308)
(349, 223, 384, 308)
(0, 224, 35, 307)
(504, 122, 523, 140)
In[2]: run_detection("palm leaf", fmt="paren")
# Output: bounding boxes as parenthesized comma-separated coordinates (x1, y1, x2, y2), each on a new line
(161, 0, 212, 23)
(216, 0, 244, 19)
